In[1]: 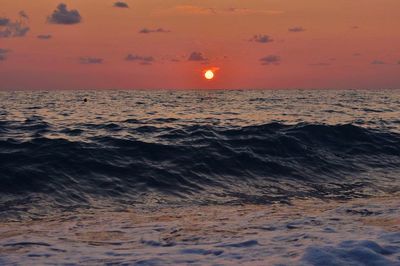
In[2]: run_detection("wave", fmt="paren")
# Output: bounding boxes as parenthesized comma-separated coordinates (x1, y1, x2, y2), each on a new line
(1, 122, 400, 209)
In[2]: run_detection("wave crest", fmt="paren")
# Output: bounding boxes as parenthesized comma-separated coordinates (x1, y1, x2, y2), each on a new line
(1, 122, 400, 207)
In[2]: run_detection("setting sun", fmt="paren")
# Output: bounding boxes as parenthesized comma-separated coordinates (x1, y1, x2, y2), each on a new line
(204, 70, 214, 80)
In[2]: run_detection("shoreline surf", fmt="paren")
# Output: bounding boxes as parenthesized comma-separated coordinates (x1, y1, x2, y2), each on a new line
(1, 195, 399, 265)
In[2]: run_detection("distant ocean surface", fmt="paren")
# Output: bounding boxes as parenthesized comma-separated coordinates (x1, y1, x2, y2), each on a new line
(1, 89, 400, 216)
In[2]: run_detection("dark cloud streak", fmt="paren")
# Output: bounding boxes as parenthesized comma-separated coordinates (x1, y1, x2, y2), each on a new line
(260, 55, 281, 65)
(309, 62, 331, 66)
(37, 34, 52, 40)
(0, 18, 10, 26)
(289, 26, 305, 32)
(371, 60, 385, 65)
(125, 54, 155, 65)
(250, 34, 273, 43)
(79, 57, 103, 64)
(139, 28, 171, 34)
(114, 2, 129, 8)
(188, 52, 207, 61)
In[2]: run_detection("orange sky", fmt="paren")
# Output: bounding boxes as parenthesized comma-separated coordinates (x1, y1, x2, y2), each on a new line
(0, 0, 400, 89)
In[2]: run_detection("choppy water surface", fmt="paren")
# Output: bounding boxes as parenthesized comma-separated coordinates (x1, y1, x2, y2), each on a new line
(1, 89, 400, 265)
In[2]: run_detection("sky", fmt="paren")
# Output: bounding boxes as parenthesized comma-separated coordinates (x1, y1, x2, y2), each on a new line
(0, 0, 400, 90)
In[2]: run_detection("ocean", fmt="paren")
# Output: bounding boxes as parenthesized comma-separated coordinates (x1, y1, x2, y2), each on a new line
(0, 89, 400, 265)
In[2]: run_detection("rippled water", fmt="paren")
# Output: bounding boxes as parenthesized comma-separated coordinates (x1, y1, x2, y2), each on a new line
(2, 89, 400, 135)
(1, 196, 400, 265)
(1, 89, 400, 265)
(1, 89, 400, 210)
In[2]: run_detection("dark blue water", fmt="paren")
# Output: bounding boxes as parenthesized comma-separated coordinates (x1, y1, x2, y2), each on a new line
(1, 89, 400, 217)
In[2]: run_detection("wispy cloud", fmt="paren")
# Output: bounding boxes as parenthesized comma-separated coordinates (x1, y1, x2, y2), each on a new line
(19, 11, 29, 19)
(250, 34, 273, 43)
(0, 12, 30, 38)
(158, 5, 215, 15)
(79, 57, 103, 64)
(260, 55, 281, 65)
(288, 26, 305, 32)
(155, 5, 283, 16)
(48, 3, 82, 25)
(139, 28, 171, 34)
(371, 60, 385, 65)
(309, 62, 331, 66)
(223, 7, 282, 15)
(0, 48, 10, 61)
(37, 34, 52, 40)
(125, 54, 154, 65)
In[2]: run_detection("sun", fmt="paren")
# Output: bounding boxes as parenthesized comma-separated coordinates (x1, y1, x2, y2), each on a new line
(204, 70, 214, 80)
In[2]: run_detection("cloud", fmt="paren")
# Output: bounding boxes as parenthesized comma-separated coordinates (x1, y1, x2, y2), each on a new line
(225, 7, 282, 15)
(188, 52, 207, 61)
(79, 57, 103, 64)
(19, 11, 29, 19)
(250, 34, 273, 43)
(371, 60, 385, 65)
(114, 2, 129, 8)
(155, 5, 283, 16)
(289, 26, 305, 32)
(260, 55, 281, 65)
(161, 6, 215, 15)
(37, 34, 52, 40)
(309, 62, 331, 66)
(139, 28, 171, 34)
(125, 54, 154, 65)
(48, 3, 82, 25)
(0, 18, 10, 26)
(0, 12, 30, 38)
(0, 48, 10, 61)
